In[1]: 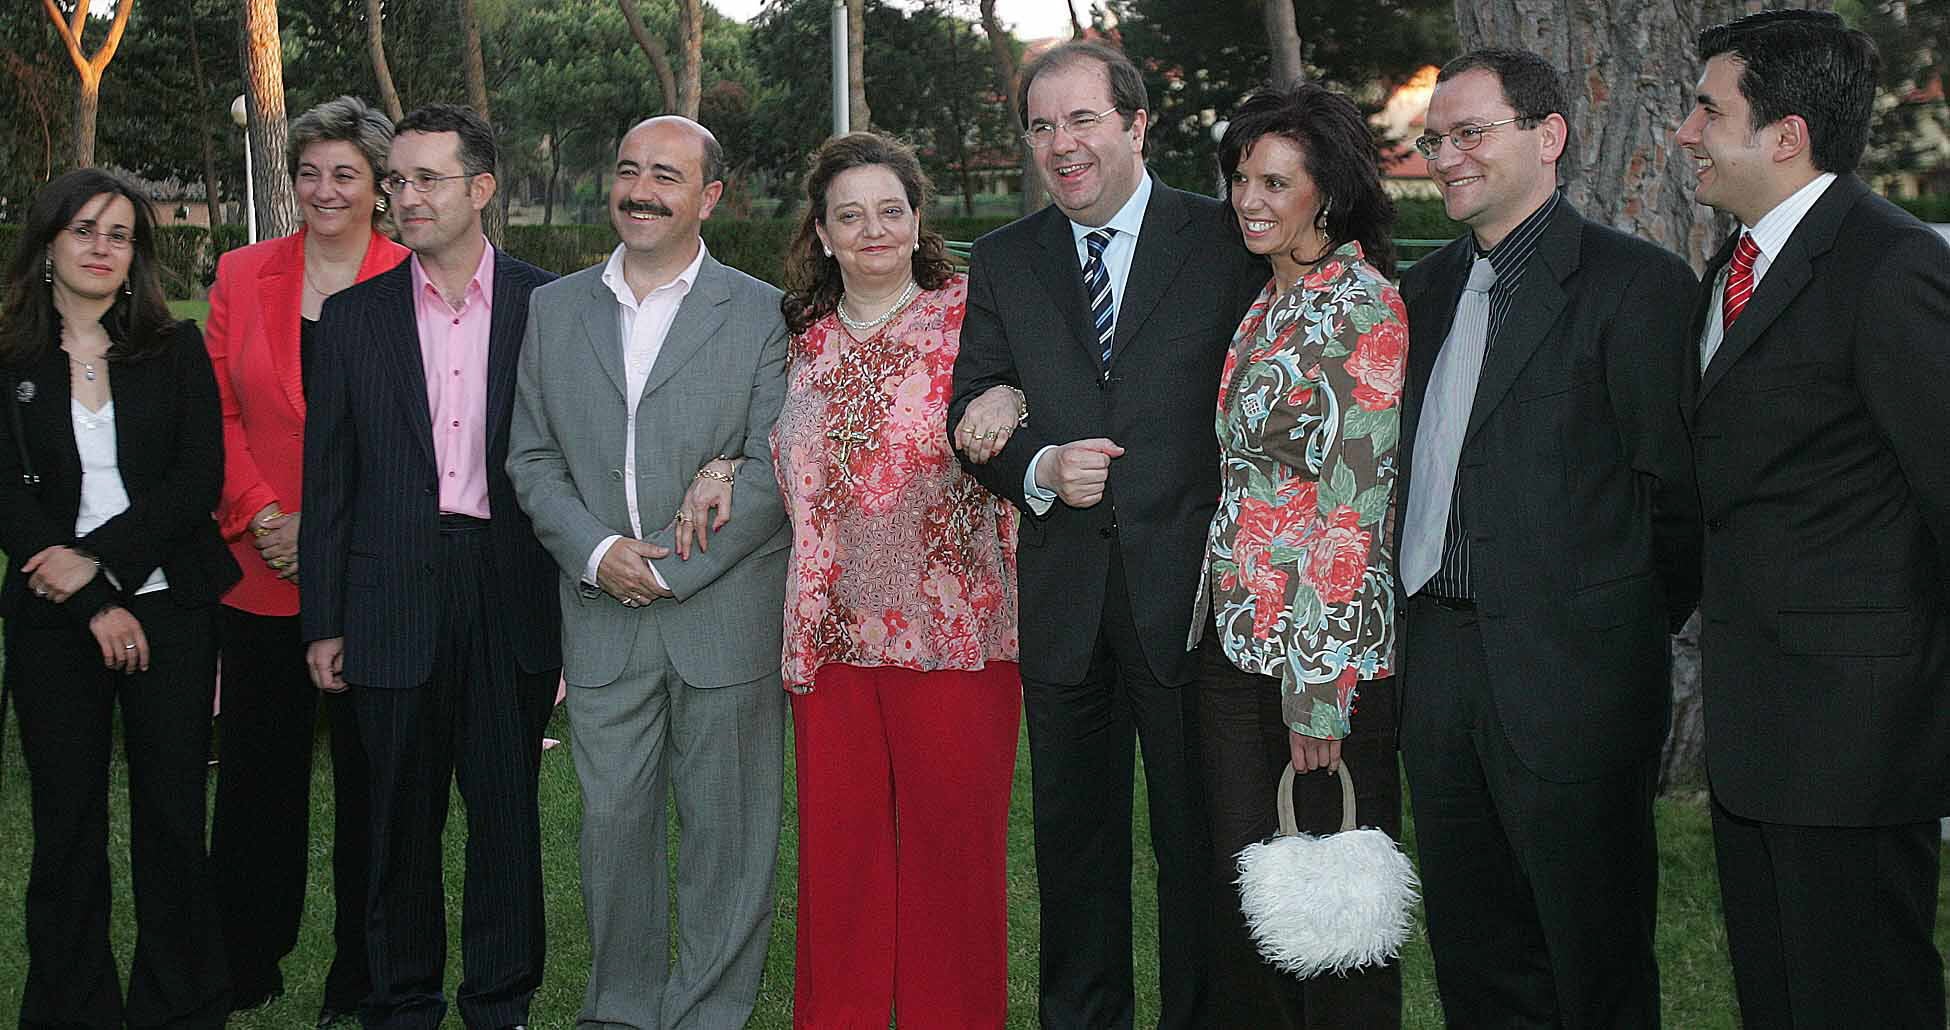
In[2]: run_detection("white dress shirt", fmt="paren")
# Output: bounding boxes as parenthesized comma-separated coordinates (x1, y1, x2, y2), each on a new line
(73, 399, 167, 594)
(1023, 173, 1157, 513)
(1700, 172, 1837, 371)
(582, 240, 708, 587)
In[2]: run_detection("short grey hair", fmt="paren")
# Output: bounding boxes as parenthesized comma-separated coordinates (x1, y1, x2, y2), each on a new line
(287, 96, 395, 192)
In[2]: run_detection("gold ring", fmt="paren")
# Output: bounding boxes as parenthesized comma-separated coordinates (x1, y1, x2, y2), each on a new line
(123, 642, 136, 650)
(269, 557, 290, 570)
(674, 512, 691, 522)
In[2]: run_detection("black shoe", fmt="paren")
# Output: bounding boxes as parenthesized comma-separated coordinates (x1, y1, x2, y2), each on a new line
(315, 1004, 360, 1028)
(229, 977, 284, 1014)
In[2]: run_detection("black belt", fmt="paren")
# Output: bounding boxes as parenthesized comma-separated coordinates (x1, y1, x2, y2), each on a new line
(1419, 593, 1475, 612)
(438, 513, 491, 533)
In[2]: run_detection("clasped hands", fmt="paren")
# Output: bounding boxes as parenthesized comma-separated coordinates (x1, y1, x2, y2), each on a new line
(249, 503, 300, 582)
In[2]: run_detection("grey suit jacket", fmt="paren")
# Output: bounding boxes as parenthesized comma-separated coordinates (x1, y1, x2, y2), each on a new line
(508, 249, 790, 688)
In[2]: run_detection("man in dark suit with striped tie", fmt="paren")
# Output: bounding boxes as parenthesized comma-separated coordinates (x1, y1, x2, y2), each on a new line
(1677, 12, 1950, 1025)
(947, 40, 1263, 1028)
(1395, 50, 1700, 1025)
(300, 104, 560, 1030)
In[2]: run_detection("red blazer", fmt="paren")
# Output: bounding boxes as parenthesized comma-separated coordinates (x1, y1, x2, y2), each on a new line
(208, 226, 409, 616)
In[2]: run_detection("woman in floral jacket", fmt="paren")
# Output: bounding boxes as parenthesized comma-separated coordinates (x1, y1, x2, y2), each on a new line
(1190, 83, 1410, 1027)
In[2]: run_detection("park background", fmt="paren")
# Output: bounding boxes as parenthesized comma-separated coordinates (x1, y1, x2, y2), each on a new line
(1, 0, 1947, 1025)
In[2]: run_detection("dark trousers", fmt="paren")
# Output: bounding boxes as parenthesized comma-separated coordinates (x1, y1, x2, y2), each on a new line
(1195, 637, 1403, 1030)
(1711, 794, 1944, 1028)
(350, 523, 558, 1030)
(1023, 555, 1209, 1030)
(1399, 596, 1660, 1029)
(210, 606, 371, 1010)
(8, 593, 229, 1030)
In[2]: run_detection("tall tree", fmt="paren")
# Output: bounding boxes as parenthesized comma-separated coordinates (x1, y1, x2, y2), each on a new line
(619, 0, 680, 113)
(189, 19, 226, 224)
(457, 0, 507, 241)
(1263, 0, 1303, 87)
(847, 0, 871, 127)
(40, 0, 134, 167)
(243, 0, 298, 236)
(1451, 0, 1834, 790)
(677, 0, 703, 117)
(366, 0, 404, 120)
(975, 0, 1045, 214)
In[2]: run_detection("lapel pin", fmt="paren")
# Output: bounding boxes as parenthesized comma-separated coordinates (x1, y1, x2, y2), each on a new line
(14, 380, 35, 403)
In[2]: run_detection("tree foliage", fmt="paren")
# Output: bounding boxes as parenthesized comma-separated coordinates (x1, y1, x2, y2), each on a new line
(1112, 0, 1456, 191)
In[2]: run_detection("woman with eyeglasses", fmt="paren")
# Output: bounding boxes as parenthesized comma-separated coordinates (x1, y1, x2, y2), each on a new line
(1191, 83, 1408, 1027)
(204, 95, 407, 1022)
(0, 168, 240, 1029)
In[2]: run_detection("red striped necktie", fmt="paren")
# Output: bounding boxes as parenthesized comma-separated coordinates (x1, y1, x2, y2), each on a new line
(1721, 232, 1760, 333)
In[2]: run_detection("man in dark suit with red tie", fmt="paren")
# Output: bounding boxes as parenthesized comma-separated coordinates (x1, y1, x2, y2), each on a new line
(300, 104, 560, 1030)
(1676, 11, 1950, 1026)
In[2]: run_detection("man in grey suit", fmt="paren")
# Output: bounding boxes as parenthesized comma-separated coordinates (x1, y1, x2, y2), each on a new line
(506, 116, 789, 1030)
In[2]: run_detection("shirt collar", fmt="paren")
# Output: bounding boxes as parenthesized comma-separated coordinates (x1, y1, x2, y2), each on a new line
(1478, 190, 1560, 274)
(601, 239, 708, 308)
(1070, 169, 1153, 245)
(410, 236, 496, 313)
(1741, 172, 1837, 265)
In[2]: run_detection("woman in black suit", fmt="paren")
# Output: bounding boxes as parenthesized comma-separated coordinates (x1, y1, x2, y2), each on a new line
(0, 168, 240, 1029)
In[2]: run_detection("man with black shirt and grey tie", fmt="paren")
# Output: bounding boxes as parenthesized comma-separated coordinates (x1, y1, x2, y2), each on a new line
(1394, 49, 1700, 1026)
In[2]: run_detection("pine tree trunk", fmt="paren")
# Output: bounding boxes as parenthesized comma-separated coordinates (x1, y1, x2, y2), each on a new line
(191, 26, 226, 227)
(458, 0, 505, 243)
(1263, 0, 1304, 88)
(75, 80, 99, 168)
(846, 0, 871, 129)
(243, 0, 299, 238)
(367, 0, 404, 121)
(677, 0, 703, 119)
(976, 0, 1045, 215)
(1452, 0, 1834, 791)
(618, 0, 679, 114)
(40, 0, 132, 169)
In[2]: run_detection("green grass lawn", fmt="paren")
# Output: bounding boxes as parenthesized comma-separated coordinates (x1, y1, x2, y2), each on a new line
(169, 299, 211, 325)
(13, 702, 1941, 1029)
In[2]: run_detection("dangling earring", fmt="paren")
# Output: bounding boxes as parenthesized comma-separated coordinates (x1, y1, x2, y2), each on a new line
(822, 244, 833, 258)
(43, 254, 53, 284)
(375, 195, 389, 214)
(122, 280, 134, 298)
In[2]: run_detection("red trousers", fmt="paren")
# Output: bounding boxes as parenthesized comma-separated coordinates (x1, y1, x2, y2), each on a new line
(791, 661, 1022, 1029)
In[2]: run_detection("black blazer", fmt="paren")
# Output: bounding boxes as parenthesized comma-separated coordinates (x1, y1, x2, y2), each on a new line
(1686, 175, 1950, 826)
(948, 176, 1265, 686)
(0, 321, 239, 627)
(1398, 199, 1701, 782)
(300, 251, 561, 689)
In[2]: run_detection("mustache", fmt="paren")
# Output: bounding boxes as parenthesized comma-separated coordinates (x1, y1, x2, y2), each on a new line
(618, 200, 672, 217)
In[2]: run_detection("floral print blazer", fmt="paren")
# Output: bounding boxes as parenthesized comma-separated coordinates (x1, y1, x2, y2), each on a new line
(1190, 242, 1406, 740)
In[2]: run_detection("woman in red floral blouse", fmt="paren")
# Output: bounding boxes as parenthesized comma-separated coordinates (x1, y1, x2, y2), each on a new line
(770, 132, 1020, 1028)
(1191, 84, 1410, 1027)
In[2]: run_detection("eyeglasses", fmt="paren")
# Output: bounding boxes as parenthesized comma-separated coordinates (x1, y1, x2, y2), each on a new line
(380, 172, 475, 196)
(1413, 116, 1536, 159)
(1023, 107, 1123, 149)
(63, 224, 134, 250)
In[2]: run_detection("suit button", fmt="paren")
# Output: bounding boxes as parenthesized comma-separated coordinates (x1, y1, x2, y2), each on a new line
(423, 562, 434, 574)
(423, 486, 434, 495)
(609, 468, 624, 481)
(1706, 518, 1726, 532)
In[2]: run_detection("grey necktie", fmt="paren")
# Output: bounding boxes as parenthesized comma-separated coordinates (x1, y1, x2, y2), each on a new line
(1401, 255, 1498, 596)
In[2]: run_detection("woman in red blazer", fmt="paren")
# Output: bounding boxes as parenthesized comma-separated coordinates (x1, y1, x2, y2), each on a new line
(205, 95, 408, 1024)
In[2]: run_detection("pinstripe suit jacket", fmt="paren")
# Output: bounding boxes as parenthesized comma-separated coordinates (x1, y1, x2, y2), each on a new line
(299, 250, 562, 689)
(507, 250, 790, 688)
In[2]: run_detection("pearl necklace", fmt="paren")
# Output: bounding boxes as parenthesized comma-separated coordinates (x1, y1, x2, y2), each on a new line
(836, 278, 919, 334)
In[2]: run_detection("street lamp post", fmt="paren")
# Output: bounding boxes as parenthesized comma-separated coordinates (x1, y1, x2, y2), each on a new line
(230, 94, 257, 244)
(831, 0, 848, 137)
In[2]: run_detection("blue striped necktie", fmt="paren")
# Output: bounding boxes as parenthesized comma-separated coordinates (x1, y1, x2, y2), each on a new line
(1082, 228, 1117, 369)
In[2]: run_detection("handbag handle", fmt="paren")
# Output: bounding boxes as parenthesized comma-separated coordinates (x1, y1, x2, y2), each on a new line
(1276, 758, 1358, 838)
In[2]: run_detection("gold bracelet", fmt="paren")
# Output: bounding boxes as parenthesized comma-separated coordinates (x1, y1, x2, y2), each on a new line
(694, 466, 734, 484)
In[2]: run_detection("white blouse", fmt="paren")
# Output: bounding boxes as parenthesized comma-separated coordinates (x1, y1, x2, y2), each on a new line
(72, 399, 167, 595)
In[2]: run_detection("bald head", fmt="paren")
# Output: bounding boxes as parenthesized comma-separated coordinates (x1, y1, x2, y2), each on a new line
(623, 116, 724, 186)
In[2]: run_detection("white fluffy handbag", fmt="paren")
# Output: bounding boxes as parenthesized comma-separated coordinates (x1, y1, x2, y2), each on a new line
(1235, 759, 1419, 979)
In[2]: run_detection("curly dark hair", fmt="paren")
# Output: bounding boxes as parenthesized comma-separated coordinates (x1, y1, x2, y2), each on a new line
(780, 132, 957, 336)
(1217, 83, 1397, 278)
(0, 168, 178, 369)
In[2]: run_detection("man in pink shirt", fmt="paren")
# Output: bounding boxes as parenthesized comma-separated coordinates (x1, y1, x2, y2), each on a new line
(300, 104, 561, 1030)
